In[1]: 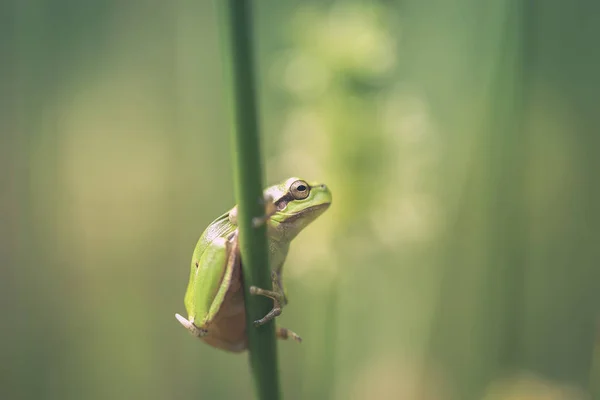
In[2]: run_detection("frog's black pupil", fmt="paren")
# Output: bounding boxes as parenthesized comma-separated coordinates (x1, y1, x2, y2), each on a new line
(297, 185, 306, 191)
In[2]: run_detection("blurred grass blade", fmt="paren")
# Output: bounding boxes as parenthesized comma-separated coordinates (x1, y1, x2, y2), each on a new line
(213, 0, 281, 399)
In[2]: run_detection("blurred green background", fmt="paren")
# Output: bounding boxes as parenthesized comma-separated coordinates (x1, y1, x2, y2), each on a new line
(2, 1, 600, 399)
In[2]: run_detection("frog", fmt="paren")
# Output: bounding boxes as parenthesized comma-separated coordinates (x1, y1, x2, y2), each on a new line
(175, 177, 332, 352)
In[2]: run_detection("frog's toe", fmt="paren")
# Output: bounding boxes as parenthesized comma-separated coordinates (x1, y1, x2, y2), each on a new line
(276, 327, 302, 343)
(249, 286, 284, 303)
(253, 306, 282, 326)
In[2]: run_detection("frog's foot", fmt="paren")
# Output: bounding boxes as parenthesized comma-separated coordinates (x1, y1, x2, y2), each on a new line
(252, 195, 276, 228)
(175, 313, 208, 338)
(249, 286, 285, 326)
(276, 326, 302, 343)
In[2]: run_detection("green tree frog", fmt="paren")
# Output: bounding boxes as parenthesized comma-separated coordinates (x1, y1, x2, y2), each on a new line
(175, 177, 332, 352)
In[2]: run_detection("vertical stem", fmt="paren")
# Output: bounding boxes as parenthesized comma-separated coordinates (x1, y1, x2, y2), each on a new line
(214, 1, 281, 399)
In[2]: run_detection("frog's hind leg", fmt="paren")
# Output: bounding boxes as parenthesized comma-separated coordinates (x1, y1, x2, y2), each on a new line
(175, 313, 208, 337)
(276, 326, 302, 343)
(175, 230, 240, 339)
(205, 231, 241, 322)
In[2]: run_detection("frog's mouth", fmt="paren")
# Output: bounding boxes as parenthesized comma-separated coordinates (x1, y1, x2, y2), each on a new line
(282, 202, 331, 223)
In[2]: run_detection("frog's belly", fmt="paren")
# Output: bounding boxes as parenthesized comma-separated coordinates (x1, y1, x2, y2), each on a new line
(201, 262, 248, 352)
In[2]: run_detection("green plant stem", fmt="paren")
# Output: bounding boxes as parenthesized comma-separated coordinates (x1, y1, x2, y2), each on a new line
(214, 1, 281, 399)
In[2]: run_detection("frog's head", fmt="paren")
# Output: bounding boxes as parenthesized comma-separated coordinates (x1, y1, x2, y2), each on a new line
(265, 177, 332, 241)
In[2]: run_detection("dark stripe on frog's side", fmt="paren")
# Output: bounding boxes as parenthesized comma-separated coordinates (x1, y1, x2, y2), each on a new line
(274, 192, 295, 211)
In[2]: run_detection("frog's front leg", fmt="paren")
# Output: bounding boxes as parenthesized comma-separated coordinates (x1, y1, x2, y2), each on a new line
(274, 269, 288, 306)
(249, 287, 283, 326)
(249, 269, 288, 326)
(229, 194, 276, 228)
(251, 194, 276, 228)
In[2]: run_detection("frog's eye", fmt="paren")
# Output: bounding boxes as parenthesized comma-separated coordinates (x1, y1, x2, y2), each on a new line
(290, 180, 310, 200)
